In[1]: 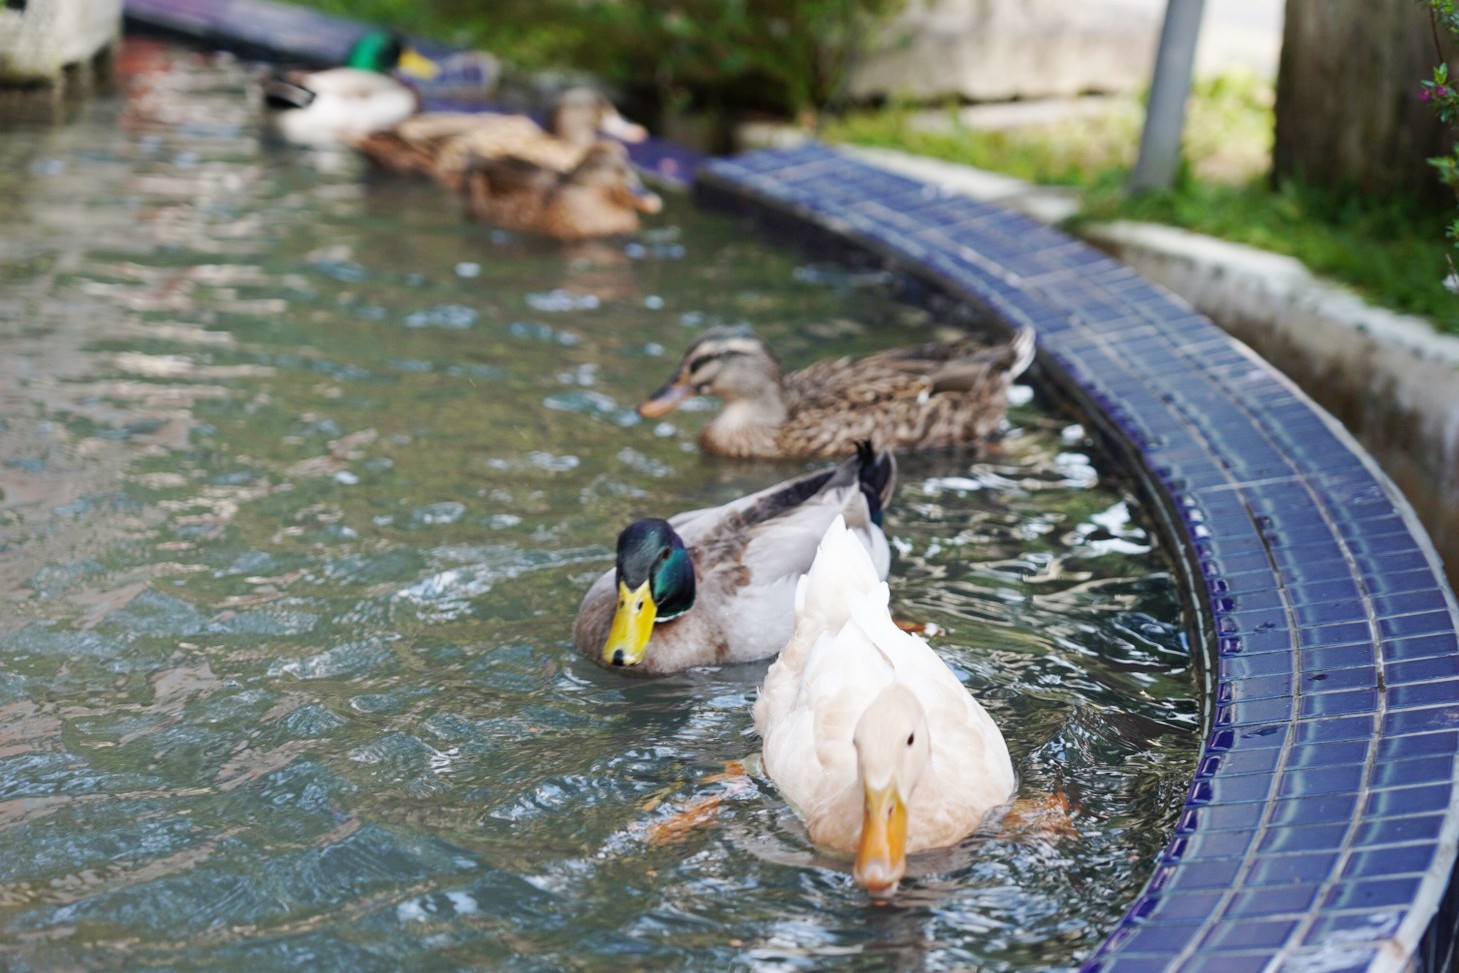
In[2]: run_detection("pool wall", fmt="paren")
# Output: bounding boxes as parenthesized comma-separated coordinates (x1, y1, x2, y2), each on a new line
(696, 143, 1459, 973)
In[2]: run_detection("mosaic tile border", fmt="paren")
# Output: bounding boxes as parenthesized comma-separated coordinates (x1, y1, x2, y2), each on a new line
(695, 143, 1459, 973)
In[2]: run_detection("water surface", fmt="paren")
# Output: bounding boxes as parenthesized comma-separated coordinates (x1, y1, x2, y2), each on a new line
(0, 40, 1198, 972)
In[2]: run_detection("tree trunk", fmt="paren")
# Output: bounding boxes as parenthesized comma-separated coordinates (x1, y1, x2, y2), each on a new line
(1274, 0, 1454, 203)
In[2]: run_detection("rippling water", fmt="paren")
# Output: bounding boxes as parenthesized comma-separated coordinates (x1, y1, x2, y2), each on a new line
(0, 40, 1198, 972)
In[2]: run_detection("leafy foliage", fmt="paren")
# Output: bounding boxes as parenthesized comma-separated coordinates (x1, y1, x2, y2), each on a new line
(293, 0, 902, 118)
(1421, 0, 1459, 251)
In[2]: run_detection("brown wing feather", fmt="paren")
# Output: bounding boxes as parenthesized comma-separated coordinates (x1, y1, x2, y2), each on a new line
(778, 340, 1012, 456)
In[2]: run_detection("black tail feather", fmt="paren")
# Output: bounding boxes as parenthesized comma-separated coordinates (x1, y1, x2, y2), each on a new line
(853, 440, 896, 526)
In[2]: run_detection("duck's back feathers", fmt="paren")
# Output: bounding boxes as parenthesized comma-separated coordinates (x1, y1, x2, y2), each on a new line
(264, 67, 418, 144)
(643, 327, 1035, 460)
(574, 448, 895, 674)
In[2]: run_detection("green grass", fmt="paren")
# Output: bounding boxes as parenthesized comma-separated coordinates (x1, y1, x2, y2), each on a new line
(824, 73, 1459, 334)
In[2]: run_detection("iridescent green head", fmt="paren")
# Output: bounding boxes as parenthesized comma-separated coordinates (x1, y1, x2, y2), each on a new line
(602, 519, 695, 668)
(345, 29, 439, 79)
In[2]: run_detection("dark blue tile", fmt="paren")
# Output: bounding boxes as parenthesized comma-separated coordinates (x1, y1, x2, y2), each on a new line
(1342, 844, 1438, 880)
(1274, 948, 1376, 973)
(1372, 754, 1455, 788)
(1188, 774, 1274, 806)
(1298, 689, 1378, 719)
(1302, 666, 1377, 693)
(1321, 876, 1423, 910)
(1257, 823, 1350, 854)
(1199, 919, 1299, 951)
(1363, 569, 1445, 597)
(1301, 912, 1401, 950)
(1386, 655, 1459, 684)
(1080, 958, 1171, 973)
(1183, 952, 1274, 973)
(1157, 859, 1243, 892)
(1364, 783, 1452, 818)
(1384, 632, 1459, 662)
(1215, 697, 1293, 727)
(1299, 643, 1375, 672)
(1219, 652, 1291, 680)
(1276, 764, 1365, 799)
(1108, 922, 1204, 955)
(1298, 622, 1372, 649)
(1291, 715, 1375, 745)
(1373, 589, 1453, 618)
(1355, 813, 1446, 847)
(1376, 730, 1458, 762)
(1223, 884, 1319, 918)
(1177, 801, 1265, 835)
(1382, 706, 1459, 737)
(1267, 793, 1358, 826)
(1385, 679, 1459, 710)
(1218, 674, 1293, 703)
(1246, 852, 1340, 887)
(1285, 740, 1368, 770)
(1201, 746, 1280, 779)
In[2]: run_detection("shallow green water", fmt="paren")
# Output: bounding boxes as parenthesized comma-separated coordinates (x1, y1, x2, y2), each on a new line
(0, 41, 1198, 972)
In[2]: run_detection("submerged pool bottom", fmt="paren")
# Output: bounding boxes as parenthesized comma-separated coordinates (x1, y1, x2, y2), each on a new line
(0, 40, 1197, 972)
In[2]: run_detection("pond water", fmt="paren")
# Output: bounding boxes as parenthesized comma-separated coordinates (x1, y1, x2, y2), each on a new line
(0, 40, 1199, 972)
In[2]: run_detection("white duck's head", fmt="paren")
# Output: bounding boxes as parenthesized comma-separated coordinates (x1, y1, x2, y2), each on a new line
(852, 682, 931, 898)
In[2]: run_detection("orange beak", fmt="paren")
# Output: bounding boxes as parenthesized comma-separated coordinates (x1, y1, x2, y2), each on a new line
(637, 376, 692, 419)
(854, 783, 907, 899)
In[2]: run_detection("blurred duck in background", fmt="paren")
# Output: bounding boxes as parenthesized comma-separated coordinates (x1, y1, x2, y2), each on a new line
(357, 87, 648, 189)
(260, 28, 440, 145)
(460, 141, 661, 241)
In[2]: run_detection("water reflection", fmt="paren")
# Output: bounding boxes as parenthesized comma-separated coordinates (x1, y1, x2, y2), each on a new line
(0, 40, 1197, 972)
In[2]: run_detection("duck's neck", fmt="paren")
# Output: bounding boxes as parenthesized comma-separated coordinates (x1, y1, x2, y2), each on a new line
(702, 387, 788, 459)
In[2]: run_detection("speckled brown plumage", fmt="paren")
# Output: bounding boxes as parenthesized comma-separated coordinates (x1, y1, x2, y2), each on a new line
(459, 142, 661, 241)
(355, 89, 645, 190)
(638, 327, 1035, 460)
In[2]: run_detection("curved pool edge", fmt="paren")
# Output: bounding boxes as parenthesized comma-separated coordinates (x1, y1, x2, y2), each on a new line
(694, 143, 1459, 972)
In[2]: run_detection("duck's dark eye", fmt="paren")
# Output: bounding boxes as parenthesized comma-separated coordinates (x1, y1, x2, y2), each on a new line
(906, 733, 915, 747)
(660, 549, 672, 562)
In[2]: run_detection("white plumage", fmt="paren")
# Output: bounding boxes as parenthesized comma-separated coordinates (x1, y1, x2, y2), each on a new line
(754, 515, 1016, 896)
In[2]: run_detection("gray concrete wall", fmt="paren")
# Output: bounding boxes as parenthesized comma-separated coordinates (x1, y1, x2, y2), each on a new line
(849, 0, 1284, 103)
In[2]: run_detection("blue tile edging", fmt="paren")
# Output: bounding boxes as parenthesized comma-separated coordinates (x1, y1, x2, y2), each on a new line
(695, 143, 1459, 973)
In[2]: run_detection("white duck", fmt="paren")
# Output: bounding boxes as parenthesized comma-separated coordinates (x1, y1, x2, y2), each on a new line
(754, 515, 1017, 898)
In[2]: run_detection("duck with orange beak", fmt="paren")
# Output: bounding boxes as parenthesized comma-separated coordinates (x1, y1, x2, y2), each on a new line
(754, 516, 1016, 898)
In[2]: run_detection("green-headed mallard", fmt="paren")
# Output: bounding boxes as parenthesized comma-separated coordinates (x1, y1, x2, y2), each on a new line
(638, 325, 1036, 460)
(356, 87, 647, 189)
(573, 444, 895, 674)
(460, 141, 662, 241)
(754, 515, 1016, 898)
(260, 29, 440, 145)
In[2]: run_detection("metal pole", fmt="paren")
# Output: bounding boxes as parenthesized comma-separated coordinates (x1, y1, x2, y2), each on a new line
(1129, 0, 1207, 193)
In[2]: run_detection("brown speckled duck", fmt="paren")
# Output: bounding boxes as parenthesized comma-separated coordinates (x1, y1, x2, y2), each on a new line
(573, 444, 895, 674)
(460, 141, 662, 241)
(356, 87, 647, 189)
(638, 326, 1035, 459)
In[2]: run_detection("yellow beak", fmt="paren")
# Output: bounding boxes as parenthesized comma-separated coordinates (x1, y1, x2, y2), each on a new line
(602, 579, 656, 667)
(396, 47, 441, 81)
(854, 783, 908, 898)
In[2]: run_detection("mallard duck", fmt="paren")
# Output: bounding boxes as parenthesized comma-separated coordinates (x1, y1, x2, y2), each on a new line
(356, 87, 648, 189)
(260, 29, 440, 145)
(573, 444, 895, 674)
(638, 325, 1036, 460)
(460, 142, 662, 241)
(754, 515, 1016, 898)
